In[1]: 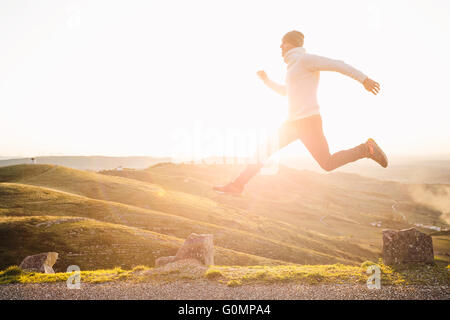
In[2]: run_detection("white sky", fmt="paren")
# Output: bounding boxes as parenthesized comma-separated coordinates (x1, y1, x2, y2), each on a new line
(1, 0, 450, 159)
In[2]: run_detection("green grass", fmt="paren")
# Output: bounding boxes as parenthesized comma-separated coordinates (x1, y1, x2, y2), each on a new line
(0, 265, 151, 285)
(205, 260, 450, 287)
(2, 262, 448, 287)
(209, 264, 368, 285)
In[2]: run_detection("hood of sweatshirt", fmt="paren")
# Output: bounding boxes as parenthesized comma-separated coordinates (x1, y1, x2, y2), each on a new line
(283, 47, 306, 67)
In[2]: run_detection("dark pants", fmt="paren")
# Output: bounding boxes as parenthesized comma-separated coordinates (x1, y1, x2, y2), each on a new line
(233, 114, 369, 186)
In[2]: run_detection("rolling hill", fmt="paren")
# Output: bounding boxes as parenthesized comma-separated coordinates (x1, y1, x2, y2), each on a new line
(0, 182, 365, 265)
(0, 216, 283, 271)
(0, 163, 448, 271)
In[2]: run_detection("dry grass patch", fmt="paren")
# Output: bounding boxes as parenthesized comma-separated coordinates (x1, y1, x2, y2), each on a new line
(204, 260, 450, 287)
(1, 261, 448, 287)
(0, 265, 151, 285)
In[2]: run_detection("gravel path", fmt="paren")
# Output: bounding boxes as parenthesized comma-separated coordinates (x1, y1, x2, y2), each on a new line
(1, 280, 449, 300)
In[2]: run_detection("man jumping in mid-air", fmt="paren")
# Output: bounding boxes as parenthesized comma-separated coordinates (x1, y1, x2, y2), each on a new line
(214, 30, 388, 195)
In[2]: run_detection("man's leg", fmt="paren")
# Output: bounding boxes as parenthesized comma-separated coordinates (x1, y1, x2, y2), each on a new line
(213, 120, 301, 193)
(298, 115, 371, 172)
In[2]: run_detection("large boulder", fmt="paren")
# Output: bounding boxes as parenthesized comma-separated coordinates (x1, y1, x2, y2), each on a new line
(19, 252, 59, 273)
(382, 228, 434, 265)
(156, 233, 214, 267)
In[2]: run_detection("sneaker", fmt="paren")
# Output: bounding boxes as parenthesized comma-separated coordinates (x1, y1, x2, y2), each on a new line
(213, 182, 244, 195)
(365, 138, 388, 168)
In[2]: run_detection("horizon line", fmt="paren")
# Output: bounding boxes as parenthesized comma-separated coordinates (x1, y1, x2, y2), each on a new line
(2, 153, 450, 161)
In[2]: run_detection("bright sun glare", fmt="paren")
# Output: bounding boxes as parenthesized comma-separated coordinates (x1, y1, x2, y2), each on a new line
(1, 0, 450, 159)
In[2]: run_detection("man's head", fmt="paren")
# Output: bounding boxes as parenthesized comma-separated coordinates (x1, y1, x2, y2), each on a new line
(280, 30, 304, 57)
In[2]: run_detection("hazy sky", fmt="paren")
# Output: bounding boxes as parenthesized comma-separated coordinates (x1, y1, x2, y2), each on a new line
(1, 0, 450, 159)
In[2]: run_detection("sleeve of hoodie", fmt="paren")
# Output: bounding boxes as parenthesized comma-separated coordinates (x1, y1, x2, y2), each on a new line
(263, 78, 287, 96)
(302, 54, 367, 84)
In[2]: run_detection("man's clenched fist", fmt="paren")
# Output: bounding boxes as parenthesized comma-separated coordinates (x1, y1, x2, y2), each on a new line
(257, 70, 268, 82)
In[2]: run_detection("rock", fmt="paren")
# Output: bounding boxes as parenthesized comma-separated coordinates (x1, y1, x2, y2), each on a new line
(382, 228, 434, 265)
(175, 233, 214, 265)
(144, 259, 207, 278)
(19, 252, 58, 273)
(155, 233, 214, 267)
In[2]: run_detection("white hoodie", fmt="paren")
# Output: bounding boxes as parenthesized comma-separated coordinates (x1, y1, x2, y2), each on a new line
(263, 47, 367, 121)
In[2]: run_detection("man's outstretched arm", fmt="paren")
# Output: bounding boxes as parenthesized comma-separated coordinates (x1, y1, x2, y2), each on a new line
(302, 54, 380, 95)
(257, 70, 287, 96)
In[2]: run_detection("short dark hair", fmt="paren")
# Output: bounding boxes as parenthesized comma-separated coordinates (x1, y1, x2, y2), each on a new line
(282, 30, 304, 47)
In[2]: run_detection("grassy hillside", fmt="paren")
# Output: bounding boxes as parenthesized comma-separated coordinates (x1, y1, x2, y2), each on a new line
(0, 165, 380, 265)
(0, 164, 448, 272)
(0, 216, 283, 271)
(102, 163, 450, 262)
(0, 183, 365, 265)
(110, 163, 448, 230)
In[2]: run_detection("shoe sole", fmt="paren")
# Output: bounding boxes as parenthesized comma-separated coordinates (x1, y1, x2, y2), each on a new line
(367, 138, 388, 168)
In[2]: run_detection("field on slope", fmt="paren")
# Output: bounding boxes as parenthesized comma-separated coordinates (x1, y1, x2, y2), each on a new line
(101, 163, 450, 262)
(0, 164, 448, 272)
(0, 164, 379, 266)
(0, 216, 282, 271)
(0, 183, 350, 267)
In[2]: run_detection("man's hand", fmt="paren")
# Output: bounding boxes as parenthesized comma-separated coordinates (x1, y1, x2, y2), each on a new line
(257, 70, 268, 82)
(363, 78, 380, 95)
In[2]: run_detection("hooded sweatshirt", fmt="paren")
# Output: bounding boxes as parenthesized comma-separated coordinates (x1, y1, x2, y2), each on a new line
(263, 47, 367, 121)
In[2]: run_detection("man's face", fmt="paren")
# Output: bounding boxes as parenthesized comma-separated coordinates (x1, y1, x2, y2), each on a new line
(280, 41, 296, 58)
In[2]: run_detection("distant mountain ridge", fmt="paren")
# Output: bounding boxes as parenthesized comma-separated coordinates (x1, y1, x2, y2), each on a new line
(282, 157, 450, 184)
(0, 156, 170, 171)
